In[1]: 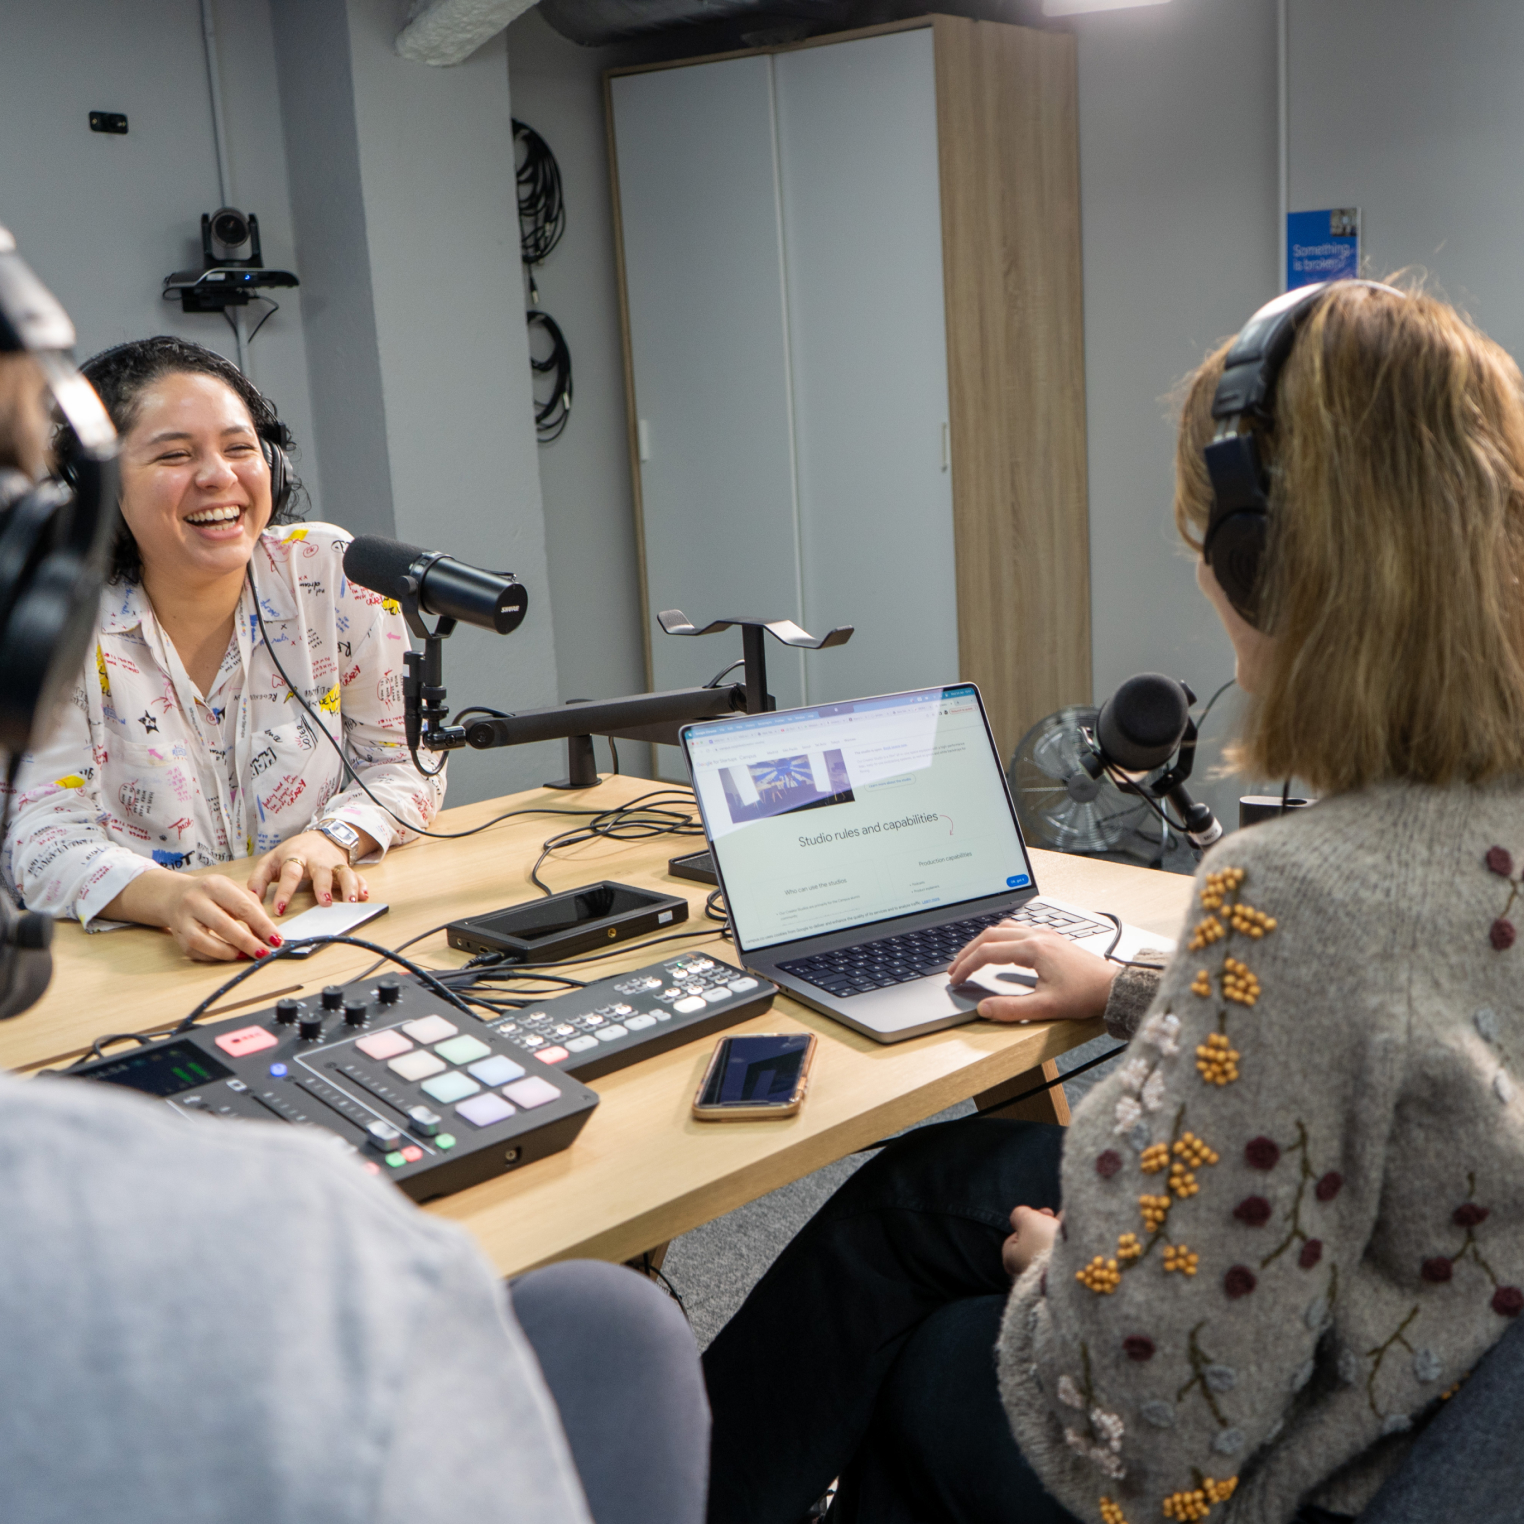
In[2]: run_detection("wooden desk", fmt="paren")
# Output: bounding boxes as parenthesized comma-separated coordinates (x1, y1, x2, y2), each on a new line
(2, 775, 1193, 1276)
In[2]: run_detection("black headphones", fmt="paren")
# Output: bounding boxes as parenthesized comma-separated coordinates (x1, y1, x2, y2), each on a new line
(0, 227, 121, 1018)
(1203, 279, 1401, 627)
(263, 428, 291, 517)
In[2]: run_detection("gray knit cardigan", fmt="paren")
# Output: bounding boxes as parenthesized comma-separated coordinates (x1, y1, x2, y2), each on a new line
(1000, 781, 1524, 1524)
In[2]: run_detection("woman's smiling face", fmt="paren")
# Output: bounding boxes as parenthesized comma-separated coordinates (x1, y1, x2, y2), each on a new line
(117, 370, 273, 588)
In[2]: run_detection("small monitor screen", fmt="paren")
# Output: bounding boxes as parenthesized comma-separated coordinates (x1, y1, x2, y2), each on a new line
(701, 1034, 812, 1107)
(84, 1041, 233, 1099)
(474, 884, 660, 943)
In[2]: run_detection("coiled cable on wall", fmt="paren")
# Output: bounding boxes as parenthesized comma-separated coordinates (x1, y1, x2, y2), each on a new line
(514, 118, 566, 302)
(527, 309, 573, 443)
(514, 118, 572, 443)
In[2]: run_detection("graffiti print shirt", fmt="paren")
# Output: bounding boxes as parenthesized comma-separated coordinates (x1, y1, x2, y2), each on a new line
(3, 523, 446, 926)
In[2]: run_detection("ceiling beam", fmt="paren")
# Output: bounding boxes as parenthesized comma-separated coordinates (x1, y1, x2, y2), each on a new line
(395, 0, 540, 65)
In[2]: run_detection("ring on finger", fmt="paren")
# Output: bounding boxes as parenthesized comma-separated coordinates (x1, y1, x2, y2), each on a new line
(281, 856, 307, 873)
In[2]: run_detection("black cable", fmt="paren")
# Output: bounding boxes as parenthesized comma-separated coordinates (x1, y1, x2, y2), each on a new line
(66, 933, 484, 1071)
(852, 1041, 1129, 1155)
(526, 791, 704, 896)
(1193, 677, 1235, 734)
(1104, 764, 1193, 840)
(217, 296, 279, 347)
(527, 309, 572, 444)
(1096, 911, 1173, 970)
(607, 736, 620, 776)
(705, 658, 745, 689)
(513, 119, 566, 290)
(173, 935, 478, 1030)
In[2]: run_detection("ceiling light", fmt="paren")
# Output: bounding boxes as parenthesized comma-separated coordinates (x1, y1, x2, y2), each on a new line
(1043, 0, 1172, 14)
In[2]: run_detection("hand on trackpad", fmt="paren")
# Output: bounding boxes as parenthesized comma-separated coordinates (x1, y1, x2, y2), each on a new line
(951, 962, 1039, 998)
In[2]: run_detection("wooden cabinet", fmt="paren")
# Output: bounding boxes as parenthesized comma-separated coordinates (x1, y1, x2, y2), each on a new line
(607, 15, 1088, 763)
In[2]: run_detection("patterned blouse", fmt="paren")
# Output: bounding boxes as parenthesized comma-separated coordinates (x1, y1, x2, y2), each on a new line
(3, 523, 446, 926)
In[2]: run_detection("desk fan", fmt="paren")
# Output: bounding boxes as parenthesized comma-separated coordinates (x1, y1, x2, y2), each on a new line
(1005, 705, 1172, 866)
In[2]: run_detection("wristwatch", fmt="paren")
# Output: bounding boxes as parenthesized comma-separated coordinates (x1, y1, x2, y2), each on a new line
(314, 819, 364, 865)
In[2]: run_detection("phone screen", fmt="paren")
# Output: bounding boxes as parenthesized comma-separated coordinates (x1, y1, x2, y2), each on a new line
(700, 1034, 811, 1108)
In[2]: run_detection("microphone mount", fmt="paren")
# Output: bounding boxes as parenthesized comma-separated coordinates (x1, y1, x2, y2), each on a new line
(400, 608, 854, 789)
(1079, 674, 1223, 849)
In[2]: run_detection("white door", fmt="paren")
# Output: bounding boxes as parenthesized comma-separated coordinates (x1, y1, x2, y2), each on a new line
(774, 29, 960, 705)
(610, 57, 808, 714)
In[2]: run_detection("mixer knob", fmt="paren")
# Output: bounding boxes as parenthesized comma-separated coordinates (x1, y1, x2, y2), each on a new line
(275, 998, 301, 1025)
(321, 985, 344, 1011)
(376, 977, 402, 1005)
(298, 1011, 324, 1041)
(343, 1000, 368, 1027)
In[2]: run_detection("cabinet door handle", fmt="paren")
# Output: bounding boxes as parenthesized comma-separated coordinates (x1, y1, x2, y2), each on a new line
(639, 418, 652, 463)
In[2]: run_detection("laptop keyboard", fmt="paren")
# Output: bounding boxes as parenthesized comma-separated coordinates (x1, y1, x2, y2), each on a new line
(776, 902, 1112, 1000)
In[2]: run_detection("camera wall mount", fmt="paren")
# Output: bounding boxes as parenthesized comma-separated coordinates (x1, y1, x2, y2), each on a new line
(163, 208, 298, 314)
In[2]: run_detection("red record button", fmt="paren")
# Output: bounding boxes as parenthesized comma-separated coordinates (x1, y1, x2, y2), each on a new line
(538, 1045, 570, 1064)
(214, 1025, 280, 1058)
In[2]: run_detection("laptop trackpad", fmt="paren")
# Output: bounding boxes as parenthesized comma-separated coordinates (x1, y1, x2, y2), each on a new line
(842, 972, 1033, 1037)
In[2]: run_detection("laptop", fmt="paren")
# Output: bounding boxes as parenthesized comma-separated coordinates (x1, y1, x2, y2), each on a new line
(679, 683, 1172, 1043)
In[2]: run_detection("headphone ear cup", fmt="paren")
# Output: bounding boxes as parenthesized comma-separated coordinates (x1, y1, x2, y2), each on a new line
(1205, 510, 1267, 627)
(262, 436, 290, 516)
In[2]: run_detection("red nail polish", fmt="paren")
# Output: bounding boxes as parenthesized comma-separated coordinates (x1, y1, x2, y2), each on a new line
(256, 947, 269, 957)
(237, 953, 250, 961)
(275, 902, 285, 915)
(269, 934, 283, 948)
(323, 894, 332, 905)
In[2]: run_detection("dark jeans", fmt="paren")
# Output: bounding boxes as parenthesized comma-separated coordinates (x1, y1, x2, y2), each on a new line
(513, 1259, 710, 1524)
(704, 1116, 1076, 1524)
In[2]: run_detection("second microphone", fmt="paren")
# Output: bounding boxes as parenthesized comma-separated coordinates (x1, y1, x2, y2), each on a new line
(342, 535, 528, 635)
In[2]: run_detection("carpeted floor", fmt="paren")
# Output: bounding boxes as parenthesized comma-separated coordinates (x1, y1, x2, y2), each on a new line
(661, 1030, 1124, 1348)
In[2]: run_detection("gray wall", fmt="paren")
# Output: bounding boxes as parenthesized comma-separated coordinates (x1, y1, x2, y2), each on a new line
(1071, 0, 1279, 828)
(340, 0, 564, 803)
(506, 10, 647, 719)
(0, 0, 322, 508)
(1288, 0, 1524, 361)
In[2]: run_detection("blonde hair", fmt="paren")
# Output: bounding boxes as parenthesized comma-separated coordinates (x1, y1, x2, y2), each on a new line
(1174, 281, 1524, 794)
(0, 353, 49, 479)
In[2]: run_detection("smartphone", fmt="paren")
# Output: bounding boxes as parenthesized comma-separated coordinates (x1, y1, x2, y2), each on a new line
(692, 1033, 817, 1121)
(276, 901, 389, 956)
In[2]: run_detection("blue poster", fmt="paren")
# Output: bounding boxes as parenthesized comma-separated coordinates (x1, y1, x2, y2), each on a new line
(1287, 208, 1360, 290)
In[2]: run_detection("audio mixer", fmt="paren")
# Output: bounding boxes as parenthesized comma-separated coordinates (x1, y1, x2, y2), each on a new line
(485, 950, 777, 1081)
(68, 975, 598, 1202)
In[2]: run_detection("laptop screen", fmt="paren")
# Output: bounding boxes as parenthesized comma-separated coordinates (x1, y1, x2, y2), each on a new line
(682, 685, 1034, 953)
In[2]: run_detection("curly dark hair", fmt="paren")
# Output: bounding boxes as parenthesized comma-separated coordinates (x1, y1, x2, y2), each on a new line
(54, 336, 306, 583)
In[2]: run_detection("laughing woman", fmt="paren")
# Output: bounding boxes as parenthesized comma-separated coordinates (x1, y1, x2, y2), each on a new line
(2, 337, 444, 961)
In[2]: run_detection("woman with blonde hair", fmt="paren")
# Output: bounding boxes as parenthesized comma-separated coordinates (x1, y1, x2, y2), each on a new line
(701, 279, 1524, 1524)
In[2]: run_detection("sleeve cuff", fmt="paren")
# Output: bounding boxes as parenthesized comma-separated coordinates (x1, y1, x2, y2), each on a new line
(1102, 958, 1167, 1041)
(315, 803, 395, 862)
(74, 854, 157, 930)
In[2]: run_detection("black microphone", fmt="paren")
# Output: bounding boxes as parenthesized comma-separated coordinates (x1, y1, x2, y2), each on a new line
(1085, 673, 1223, 848)
(342, 535, 528, 635)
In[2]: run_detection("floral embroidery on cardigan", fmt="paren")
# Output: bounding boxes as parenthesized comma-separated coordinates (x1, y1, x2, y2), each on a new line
(1417, 1173, 1523, 1317)
(1485, 844, 1522, 949)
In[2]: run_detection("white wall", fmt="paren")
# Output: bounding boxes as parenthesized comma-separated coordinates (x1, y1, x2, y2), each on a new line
(0, 0, 322, 511)
(1288, 0, 1524, 360)
(506, 10, 647, 719)
(1071, 0, 1279, 828)
(340, 0, 566, 803)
